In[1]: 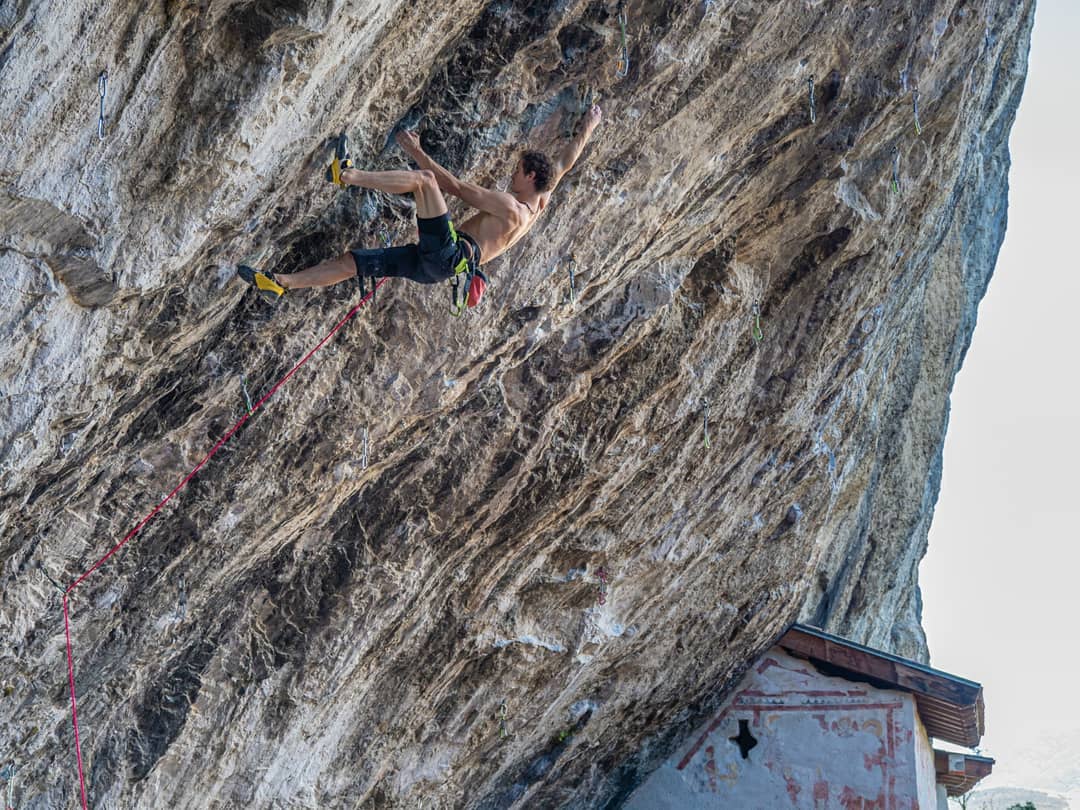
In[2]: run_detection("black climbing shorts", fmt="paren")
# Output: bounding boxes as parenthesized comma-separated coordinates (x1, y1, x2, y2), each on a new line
(350, 213, 474, 285)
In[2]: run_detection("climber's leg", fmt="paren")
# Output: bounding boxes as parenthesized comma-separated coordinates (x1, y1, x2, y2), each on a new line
(341, 168, 449, 219)
(276, 253, 356, 290)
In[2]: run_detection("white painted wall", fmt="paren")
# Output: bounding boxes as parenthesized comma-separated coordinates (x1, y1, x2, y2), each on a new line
(625, 648, 939, 809)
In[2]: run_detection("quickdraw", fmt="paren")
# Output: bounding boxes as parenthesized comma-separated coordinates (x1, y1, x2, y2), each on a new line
(567, 254, 578, 306)
(38, 562, 65, 594)
(597, 567, 608, 606)
(497, 701, 509, 739)
(361, 426, 369, 471)
(97, 71, 107, 141)
(751, 303, 763, 343)
(615, 1, 629, 78)
(913, 89, 923, 136)
(808, 76, 816, 124)
(240, 375, 254, 416)
(1, 763, 16, 810)
(702, 398, 711, 449)
(891, 146, 901, 194)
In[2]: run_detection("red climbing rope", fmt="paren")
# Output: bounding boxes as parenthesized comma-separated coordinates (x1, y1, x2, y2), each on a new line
(61, 279, 386, 809)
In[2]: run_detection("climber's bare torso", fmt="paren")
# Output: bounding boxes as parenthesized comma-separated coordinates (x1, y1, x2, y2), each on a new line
(458, 184, 551, 265)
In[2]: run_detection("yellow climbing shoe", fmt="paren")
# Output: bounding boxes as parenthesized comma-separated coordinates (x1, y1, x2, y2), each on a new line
(237, 264, 285, 303)
(325, 132, 353, 187)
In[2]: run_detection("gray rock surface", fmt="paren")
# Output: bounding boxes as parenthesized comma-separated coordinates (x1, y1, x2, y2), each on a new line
(0, 0, 1032, 807)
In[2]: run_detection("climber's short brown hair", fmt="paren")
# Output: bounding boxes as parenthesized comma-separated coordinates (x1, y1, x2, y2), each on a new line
(521, 150, 554, 192)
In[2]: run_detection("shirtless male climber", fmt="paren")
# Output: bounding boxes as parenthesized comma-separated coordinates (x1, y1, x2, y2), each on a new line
(238, 104, 603, 310)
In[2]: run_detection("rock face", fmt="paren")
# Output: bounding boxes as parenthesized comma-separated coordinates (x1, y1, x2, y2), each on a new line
(0, 1, 1032, 807)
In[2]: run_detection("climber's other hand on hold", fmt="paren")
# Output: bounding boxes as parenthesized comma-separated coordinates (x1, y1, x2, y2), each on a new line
(396, 130, 422, 157)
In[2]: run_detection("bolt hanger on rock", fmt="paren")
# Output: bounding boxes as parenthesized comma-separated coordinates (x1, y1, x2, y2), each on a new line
(97, 70, 108, 140)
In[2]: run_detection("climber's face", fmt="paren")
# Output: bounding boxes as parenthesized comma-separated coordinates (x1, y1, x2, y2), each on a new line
(510, 159, 534, 195)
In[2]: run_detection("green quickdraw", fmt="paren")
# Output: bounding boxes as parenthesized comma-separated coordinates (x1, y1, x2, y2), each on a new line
(702, 398, 711, 449)
(891, 146, 901, 194)
(241, 375, 254, 415)
(913, 89, 923, 136)
(497, 701, 509, 739)
(38, 562, 65, 594)
(808, 75, 816, 124)
(1, 763, 15, 810)
(751, 303, 763, 343)
(97, 71, 107, 140)
(615, 1, 629, 78)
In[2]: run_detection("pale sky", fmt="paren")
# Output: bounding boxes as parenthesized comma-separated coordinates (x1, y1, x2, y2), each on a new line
(920, 0, 1080, 800)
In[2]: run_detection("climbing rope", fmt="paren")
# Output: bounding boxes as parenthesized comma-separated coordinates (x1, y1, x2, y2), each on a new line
(701, 398, 711, 449)
(891, 146, 901, 194)
(751, 303, 763, 343)
(912, 89, 922, 135)
(596, 567, 608, 606)
(60, 280, 386, 810)
(808, 76, 816, 124)
(97, 71, 107, 141)
(615, 2, 629, 78)
(497, 701, 509, 739)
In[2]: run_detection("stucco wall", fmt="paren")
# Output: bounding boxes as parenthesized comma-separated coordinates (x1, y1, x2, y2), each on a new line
(625, 649, 934, 809)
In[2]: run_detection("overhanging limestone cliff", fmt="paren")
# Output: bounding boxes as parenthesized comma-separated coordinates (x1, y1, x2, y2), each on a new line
(0, 1, 1032, 807)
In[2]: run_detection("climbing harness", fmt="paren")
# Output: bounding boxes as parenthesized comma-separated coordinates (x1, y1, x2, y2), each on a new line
(449, 229, 485, 317)
(751, 304, 763, 343)
(566, 254, 578, 306)
(59, 280, 386, 810)
(912, 89, 923, 136)
(615, 1, 630, 78)
(240, 375, 254, 415)
(702, 398, 711, 450)
(891, 146, 901, 194)
(808, 76, 816, 124)
(97, 71, 107, 141)
(361, 426, 369, 470)
(597, 567, 608, 606)
(497, 701, 509, 739)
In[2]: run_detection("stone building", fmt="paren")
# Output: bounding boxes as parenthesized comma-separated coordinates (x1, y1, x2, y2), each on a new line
(626, 624, 993, 809)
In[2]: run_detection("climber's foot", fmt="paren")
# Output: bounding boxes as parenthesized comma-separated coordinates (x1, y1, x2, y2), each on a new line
(325, 132, 353, 187)
(237, 264, 285, 304)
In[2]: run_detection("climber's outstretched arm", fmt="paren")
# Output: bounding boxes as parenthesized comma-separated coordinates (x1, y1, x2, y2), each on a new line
(550, 104, 602, 191)
(395, 130, 521, 220)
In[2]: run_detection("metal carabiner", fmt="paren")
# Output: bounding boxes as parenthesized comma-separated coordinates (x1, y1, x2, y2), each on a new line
(97, 70, 108, 140)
